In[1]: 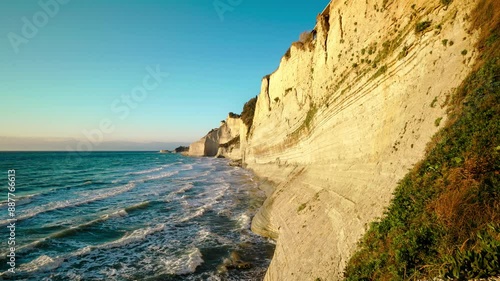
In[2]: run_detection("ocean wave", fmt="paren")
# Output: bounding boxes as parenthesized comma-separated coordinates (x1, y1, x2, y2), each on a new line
(125, 166, 164, 175)
(124, 201, 150, 212)
(237, 213, 251, 230)
(87, 223, 166, 251)
(0, 182, 137, 226)
(0, 193, 38, 208)
(3, 223, 166, 277)
(18, 255, 63, 273)
(164, 183, 194, 202)
(160, 247, 204, 275)
(177, 206, 208, 223)
(3, 202, 150, 257)
(139, 171, 179, 182)
(195, 228, 232, 246)
(176, 182, 230, 223)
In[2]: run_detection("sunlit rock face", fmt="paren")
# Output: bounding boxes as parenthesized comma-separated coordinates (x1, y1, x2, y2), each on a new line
(190, 0, 482, 279)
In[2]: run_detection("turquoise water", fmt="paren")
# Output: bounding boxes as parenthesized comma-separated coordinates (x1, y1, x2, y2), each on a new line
(0, 152, 274, 280)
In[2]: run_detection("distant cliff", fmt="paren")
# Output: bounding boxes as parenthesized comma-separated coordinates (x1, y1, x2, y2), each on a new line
(188, 0, 499, 280)
(188, 114, 246, 158)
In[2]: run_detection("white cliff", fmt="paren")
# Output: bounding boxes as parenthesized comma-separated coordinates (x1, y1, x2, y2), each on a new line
(189, 0, 488, 279)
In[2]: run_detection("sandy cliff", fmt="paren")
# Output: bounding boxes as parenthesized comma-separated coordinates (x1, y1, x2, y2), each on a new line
(189, 0, 488, 279)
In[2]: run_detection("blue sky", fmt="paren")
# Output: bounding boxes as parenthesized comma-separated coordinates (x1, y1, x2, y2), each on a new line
(0, 0, 329, 150)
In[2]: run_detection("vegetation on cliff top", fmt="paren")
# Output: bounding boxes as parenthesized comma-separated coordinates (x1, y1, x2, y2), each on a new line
(241, 96, 258, 134)
(228, 112, 241, 118)
(344, 4, 500, 279)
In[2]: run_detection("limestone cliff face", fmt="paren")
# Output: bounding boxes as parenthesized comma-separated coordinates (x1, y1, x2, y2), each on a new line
(216, 115, 244, 159)
(188, 115, 245, 159)
(191, 0, 483, 279)
(188, 128, 220, 157)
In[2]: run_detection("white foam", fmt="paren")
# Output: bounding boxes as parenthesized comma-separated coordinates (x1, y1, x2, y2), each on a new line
(139, 171, 179, 182)
(181, 164, 194, 171)
(177, 206, 208, 223)
(237, 213, 251, 230)
(68, 223, 166, 259)
(195, 228, 232, 245)
(101, 209, 128, 220)
(161, 248, 204, 275)
(97, 223, 166, 250)
(126, 166, 164, 175)
(164, 183, 194, 202)
(175, 182, 231, 223)
(18, 255, 63, 273)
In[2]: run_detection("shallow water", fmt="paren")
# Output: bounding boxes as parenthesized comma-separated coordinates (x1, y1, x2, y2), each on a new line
(0, 152, 274, 280)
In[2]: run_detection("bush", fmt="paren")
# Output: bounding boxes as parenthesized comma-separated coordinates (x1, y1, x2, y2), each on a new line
(442, 225, 500, 279)
(241, 96, 258, 134)
(415, 20, 432, 33)
(371, 65, 388, 80)
(297, 203, 307, 212)
(299, 31, 314, 44)
(228, 112, 241, 118)
(434, 117, 443, 126)
(174, 146, 189, 153)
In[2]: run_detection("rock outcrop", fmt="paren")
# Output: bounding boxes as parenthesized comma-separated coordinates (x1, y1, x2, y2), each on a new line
(189, 0, 489, 279)
(188, 128, 220, 157)
(188, 114, 245, 159)
(216, 115, 243, 159)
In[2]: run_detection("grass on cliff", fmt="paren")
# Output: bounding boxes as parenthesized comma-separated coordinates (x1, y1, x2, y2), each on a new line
(287, 103, 318, 142)
(344, 14, 500, 280)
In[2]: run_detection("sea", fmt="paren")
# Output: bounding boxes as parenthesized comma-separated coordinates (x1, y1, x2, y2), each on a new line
(0, 152, 275, 281)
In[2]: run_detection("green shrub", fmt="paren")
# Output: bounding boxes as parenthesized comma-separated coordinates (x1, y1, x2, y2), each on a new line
(442, 39, 448, 46)
(431, 96, 438, 108)
(434, 117, 443, 126)
(441, 225, 500, 279)
(297, 203, 307, 212)
(241, 96, 258, 134)
(461, 49, 468, 55)
(441, 0, 452, 5)
(371, 65, 388, 80)
(415, 20, 432, 33)
(398, 45, 409, 59)
(228, 112, 241, 118)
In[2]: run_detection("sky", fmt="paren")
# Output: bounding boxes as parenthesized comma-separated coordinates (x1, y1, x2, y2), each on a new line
(0, 0, 330, 151)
